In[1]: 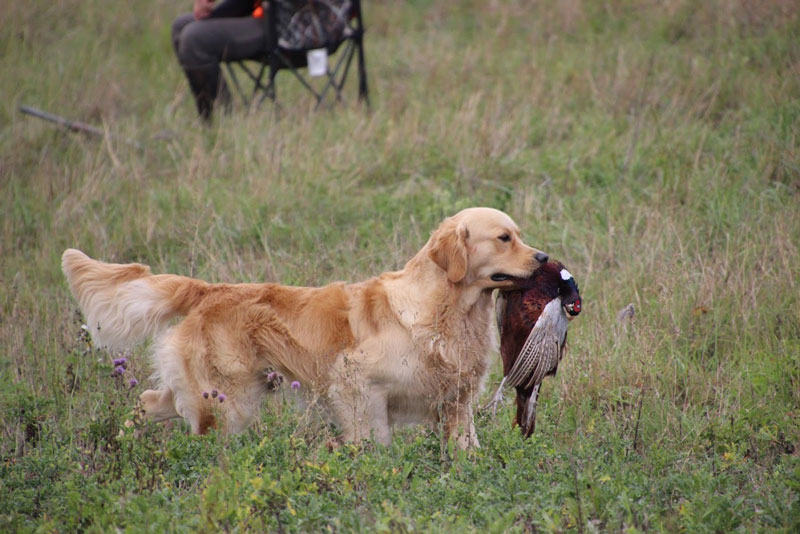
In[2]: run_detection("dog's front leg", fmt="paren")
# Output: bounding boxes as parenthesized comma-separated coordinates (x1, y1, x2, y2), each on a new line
(364, 388, 392, 445)
(442, 399, 480, 450)
(328, 382, 392, 445)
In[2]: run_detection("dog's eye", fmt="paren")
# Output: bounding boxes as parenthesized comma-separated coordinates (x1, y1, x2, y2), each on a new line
(498, 234, 511, 243)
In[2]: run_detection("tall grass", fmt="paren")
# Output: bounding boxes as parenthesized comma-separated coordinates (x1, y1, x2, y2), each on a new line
(2, 0, 799, 531)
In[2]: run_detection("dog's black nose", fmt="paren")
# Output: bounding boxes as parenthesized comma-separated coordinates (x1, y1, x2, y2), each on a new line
(534, 251, 549, 264)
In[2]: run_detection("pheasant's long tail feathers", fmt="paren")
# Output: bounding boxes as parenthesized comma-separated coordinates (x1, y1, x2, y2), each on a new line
(61, 249, 207, 350)
(522, 383, 541, 436)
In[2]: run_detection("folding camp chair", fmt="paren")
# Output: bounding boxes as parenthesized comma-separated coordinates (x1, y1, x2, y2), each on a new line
(224, 0, 369, 110)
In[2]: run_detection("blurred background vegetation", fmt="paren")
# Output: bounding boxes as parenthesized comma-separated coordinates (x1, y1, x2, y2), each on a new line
(1, 0, 799, 531)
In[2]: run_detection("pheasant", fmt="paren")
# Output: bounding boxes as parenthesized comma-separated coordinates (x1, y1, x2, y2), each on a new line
(488, 261, 582, 437)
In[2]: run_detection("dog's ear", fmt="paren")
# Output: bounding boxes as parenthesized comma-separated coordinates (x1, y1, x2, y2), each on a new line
(430, 221, 469, 283)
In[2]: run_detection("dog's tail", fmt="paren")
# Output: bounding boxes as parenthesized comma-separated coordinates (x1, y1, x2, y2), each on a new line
(62, 249, 209, 350)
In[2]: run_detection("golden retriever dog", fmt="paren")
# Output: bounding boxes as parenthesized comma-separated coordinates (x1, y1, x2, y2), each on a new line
(62, 207, 548, 449)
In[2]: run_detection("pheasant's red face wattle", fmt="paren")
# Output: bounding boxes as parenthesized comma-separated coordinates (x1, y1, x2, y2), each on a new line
(564, 297, 581, 316)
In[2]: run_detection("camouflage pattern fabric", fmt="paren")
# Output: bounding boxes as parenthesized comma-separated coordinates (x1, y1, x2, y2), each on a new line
(275, 0, 353, 50)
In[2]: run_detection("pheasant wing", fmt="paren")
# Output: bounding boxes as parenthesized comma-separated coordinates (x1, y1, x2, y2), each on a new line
(504, 298, 568, 389)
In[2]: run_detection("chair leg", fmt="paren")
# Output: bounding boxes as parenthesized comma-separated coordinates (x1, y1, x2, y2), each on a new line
(251, 61, 271, 105)
(235, 39, 367, 111)
(225, 63, 250, 107)
(316, 41, 354, 109)
(256, 69, 278, 107)
(357, 37, 369, 107)
(276, 52, 324, 104)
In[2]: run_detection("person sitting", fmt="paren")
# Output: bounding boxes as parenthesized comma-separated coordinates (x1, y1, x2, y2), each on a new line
(172, 0, 265, 120)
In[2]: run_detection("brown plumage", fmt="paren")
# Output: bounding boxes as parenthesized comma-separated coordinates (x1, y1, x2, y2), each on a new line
(488, 261, 582, 437)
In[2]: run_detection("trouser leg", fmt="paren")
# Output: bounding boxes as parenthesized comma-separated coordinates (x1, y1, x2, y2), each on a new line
(172, 13, 265, 119)
(172, 13, 221, 119)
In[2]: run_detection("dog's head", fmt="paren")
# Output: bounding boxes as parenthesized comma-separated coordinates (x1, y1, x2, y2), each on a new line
(428, 207, 548, 288)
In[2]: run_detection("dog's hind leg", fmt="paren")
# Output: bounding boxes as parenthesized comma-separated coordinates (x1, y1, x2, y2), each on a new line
(144, 326, 218, 434)
(218, 379, 266, 435)
(328, 379, 392, 445)
(173, 391, 217, 434)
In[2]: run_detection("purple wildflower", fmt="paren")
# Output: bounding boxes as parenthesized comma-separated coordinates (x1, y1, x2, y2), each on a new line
(211, 390, 218, 398)
(113, 358, 127, 368)
(267, 372, 278, 381)
(128, 378, 138, 388)
(203, 391, 209, 399)
(290, 381, 300, 391)
(218, 393, 226, 403)
(114, 365, 125, 376)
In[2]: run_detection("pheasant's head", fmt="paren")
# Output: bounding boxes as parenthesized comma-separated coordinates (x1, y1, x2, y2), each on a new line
(557, 266, 581, 317)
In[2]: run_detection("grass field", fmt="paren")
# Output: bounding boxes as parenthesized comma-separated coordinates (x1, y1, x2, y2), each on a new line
(2, 0, 799, 531)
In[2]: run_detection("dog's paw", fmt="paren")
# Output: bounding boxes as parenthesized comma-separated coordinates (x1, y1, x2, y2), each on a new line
(326, 436, 343, 452)
(139, 389, 160, 414)
(139, 389, 179, 422)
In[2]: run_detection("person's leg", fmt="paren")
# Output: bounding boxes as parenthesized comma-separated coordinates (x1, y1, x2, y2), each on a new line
(172, 15, 265, 119)
(171, 13, 195, 57)
(173, 13, 218, 119)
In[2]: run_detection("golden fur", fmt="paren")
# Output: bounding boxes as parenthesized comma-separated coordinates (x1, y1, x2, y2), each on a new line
(62, 207, 546, 448)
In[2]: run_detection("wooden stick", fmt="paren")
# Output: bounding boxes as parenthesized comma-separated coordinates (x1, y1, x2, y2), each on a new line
(19, 105, 142, 149)
(20, 105, 105, 136)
